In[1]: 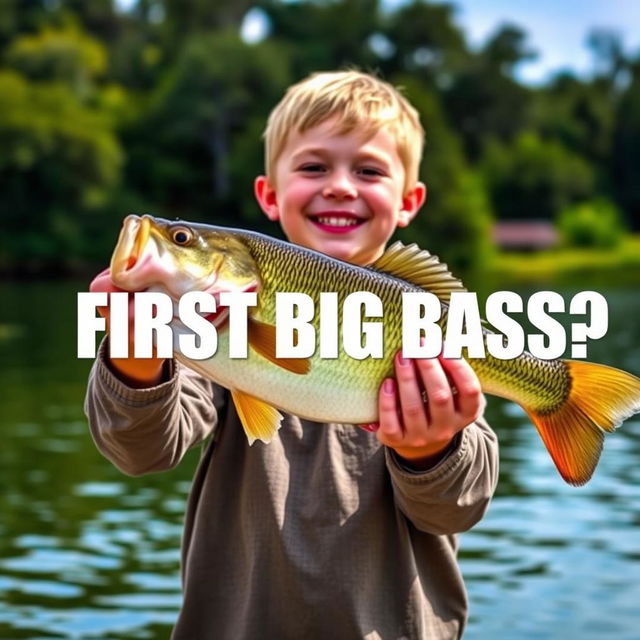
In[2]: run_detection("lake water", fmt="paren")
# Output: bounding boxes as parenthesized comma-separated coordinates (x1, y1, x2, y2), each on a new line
(1, 279, 639, 639)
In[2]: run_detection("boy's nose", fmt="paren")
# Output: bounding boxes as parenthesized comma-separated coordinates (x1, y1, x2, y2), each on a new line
(322, 172, 357, 200)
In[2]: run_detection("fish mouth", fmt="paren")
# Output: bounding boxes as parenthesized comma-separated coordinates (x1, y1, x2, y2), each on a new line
(201, 283, 258, 328)
(110, 215, 152, 284)
(109, 214, 259, 329)
(202, 302, 228, 328)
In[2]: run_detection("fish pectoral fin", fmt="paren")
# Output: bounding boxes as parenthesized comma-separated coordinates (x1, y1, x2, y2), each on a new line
(231, 389, 284, 445)
(371, 241, 466, 305)
(248, 317, 311, 375)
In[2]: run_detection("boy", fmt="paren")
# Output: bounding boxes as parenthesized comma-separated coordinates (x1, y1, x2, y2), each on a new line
(86, 70, 499, 639)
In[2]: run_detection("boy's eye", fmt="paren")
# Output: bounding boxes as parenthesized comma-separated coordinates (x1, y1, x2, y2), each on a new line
(298, 164, 326, 173)
(358, 167, 385, 177)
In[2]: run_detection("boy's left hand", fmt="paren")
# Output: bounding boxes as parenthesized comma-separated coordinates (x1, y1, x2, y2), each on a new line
(373, 352, 485, 471)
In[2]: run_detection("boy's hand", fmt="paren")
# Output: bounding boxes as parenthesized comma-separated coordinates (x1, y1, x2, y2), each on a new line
(90, 268, 167, 388)
(375, 352, 485, 471)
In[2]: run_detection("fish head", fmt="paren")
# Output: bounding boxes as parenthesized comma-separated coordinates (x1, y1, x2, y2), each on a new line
(110, 214, 260, 325)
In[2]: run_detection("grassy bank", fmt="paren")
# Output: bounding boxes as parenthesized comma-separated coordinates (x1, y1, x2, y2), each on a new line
(487, 235, 640, 285)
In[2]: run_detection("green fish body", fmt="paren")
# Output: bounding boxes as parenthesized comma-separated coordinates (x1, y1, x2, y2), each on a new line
(109, 215, 640, 485)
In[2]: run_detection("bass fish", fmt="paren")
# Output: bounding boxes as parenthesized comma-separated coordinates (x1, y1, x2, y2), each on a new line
(109, 214, 640, 486)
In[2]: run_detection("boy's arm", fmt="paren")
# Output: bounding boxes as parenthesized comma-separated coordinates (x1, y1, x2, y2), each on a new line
(85, 339, 222, 476)
(384, 418, 498, 535)
(377, 354, 499, 534)
(84, 270, 222, 476)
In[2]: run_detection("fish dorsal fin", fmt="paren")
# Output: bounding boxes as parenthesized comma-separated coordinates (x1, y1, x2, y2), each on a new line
(231, 389, 283, 445)
(371, 241, 466, 305)
(248, 317, 311, 375)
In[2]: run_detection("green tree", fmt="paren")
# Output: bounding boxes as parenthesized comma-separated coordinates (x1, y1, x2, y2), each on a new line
(123, 30, 291, 224)
(379, 0, 469, 82)
(444, 25, 534, 161)
(260, 0, 380, 78)
(154, 0, 255, 56)
(482, 132, 595, 221)
(558, 197, 623, 248)
(394, 76, 493, 272)
(0, 70, 122, 270)
(0, 23, 123, 271)
(612, 59, 640, 229)
(6, 22, 107, 97)
(0, 0, 54, 49)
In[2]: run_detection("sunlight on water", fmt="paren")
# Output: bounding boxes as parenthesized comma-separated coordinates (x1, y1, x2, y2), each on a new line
(1, 280, 639, 638)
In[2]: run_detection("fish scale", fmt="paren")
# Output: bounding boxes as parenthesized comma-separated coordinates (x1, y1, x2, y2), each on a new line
(244, 230, 572, 413)
(241, 231, 404, 379)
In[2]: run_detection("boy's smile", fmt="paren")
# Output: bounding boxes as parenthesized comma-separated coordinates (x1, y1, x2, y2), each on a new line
(307, 211, 364, 233)
(255, 119, 426, 266)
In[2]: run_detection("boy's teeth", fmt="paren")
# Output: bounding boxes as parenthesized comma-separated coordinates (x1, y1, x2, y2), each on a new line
(317, 216, 359, 227)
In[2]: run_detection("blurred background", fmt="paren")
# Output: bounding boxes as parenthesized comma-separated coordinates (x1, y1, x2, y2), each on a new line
(0, 1, 639, 638)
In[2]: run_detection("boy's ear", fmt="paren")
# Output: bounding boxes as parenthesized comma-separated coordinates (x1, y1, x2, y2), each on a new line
(397, 181, 427, 227)
(255, 176, 280, 221)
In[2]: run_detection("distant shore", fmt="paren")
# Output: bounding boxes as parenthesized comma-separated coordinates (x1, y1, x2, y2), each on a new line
(487, 235, 640, 286)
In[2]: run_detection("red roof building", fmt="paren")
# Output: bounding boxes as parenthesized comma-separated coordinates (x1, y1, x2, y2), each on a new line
(493, 220, 558, 251)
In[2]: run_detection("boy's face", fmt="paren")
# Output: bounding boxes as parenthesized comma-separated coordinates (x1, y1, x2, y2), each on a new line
(255, 118, 426, 265)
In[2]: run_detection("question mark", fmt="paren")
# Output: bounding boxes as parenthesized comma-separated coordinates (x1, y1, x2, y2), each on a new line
(569, 291, 608, 358)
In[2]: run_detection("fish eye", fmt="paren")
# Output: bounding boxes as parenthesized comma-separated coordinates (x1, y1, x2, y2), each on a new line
(171, 226, 193, 246)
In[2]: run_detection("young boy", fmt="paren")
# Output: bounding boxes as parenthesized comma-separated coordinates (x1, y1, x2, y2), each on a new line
(86, 70, 499, 639)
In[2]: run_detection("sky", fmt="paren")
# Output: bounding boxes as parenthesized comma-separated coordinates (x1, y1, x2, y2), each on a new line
(118, 0, 640, 86)
(243, 0, 640, 85)
(433, 0, 640, 84)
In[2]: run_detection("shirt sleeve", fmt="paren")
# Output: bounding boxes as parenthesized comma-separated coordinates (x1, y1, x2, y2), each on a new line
(84, 339, 224, 476)
(385, 417, 499, 535)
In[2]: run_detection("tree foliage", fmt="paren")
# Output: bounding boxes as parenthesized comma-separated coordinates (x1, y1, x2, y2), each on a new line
(612, 62, 640, 229)
(0, 0, 637, 274)
(482, 132, 595, 221)
(558, 198, 624, 248)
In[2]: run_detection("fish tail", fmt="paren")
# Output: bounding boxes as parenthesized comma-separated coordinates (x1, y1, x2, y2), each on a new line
(524, 360, 640, 486)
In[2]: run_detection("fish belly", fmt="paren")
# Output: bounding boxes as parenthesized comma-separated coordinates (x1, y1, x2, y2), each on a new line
(174, 329, 381, 424)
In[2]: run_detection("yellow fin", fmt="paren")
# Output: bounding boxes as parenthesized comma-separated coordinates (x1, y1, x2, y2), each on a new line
(231, 389, 283, 445)
(524, 360, 640, 485)
(248, 317, 311, 375)
(371, 241, 466, 304)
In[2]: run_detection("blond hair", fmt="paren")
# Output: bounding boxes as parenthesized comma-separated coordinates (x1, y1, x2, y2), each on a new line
(263, 70, 424, 194)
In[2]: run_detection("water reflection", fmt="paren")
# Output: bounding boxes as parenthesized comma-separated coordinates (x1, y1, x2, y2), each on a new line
(1, 280, 639, 638)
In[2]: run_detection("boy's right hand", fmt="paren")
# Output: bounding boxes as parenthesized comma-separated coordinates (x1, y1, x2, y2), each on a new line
(90, 268, 168, 388)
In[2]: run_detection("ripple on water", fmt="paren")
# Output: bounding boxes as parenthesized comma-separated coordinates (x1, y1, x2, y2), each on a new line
(0, 576, 84, 599)
(73, 482, 127, 498)
(124, 572, 180, 591)
(96, 593, 182, 609)
(1, 549, 122, 573)
(0, 605, 178, 639)
(14, 535, 59, 550)
(98, 509, 152, 524)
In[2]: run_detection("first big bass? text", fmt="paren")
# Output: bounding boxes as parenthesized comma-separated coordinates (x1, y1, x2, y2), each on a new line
(77, 290, 608, 361)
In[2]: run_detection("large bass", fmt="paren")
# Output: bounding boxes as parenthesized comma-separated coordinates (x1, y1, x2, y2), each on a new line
(108, 214, 640, 485)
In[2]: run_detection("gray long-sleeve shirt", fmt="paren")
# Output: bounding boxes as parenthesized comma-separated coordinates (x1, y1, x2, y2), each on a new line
(85, 343, 499, 640)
